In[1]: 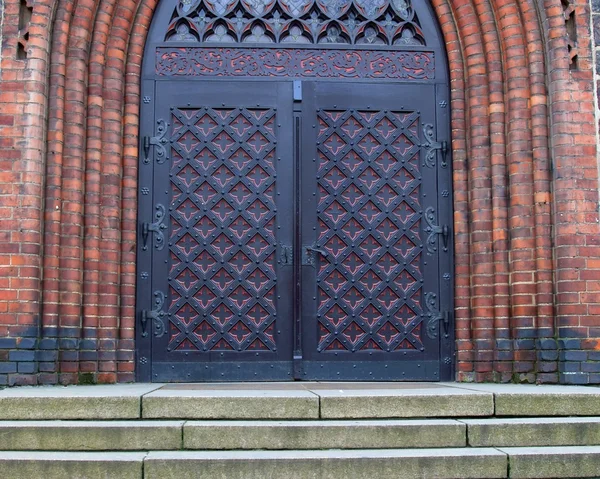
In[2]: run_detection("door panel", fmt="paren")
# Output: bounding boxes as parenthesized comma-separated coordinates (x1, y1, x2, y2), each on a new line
(146, 81, 295, 381)
(299, 82, 442, 380)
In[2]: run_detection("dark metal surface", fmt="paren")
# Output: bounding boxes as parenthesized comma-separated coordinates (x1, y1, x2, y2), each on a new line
(136, 0, 453, 383)
(298, 82, 449, 380)
(139, 81, 295, 381)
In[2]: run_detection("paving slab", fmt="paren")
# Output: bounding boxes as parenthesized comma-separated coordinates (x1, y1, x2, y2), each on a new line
(0, 451, 145, 479)
(463, 417, 600, 447)
(447, 383, 600, 416)
(499, 445, 600, 478)
(144, 448, 507, 479)
(0, 420, 184, 450)
(0, 384, 162, 419)
(315, 386, 494, 418)
(184, 419, 466, 449)
(143, 389, 320, 419)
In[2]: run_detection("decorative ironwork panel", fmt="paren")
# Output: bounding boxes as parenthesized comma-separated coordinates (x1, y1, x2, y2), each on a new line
(156, 47, 434, 79)
(167, 106, 278, 352)
(164, 0, 426, 46)
(315, 108, 423, 352)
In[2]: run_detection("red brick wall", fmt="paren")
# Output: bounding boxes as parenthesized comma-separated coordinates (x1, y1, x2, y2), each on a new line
(0, 0, 598, 385)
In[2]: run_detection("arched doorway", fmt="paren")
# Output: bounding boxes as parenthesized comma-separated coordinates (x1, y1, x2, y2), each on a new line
(136, 0, 453, 382)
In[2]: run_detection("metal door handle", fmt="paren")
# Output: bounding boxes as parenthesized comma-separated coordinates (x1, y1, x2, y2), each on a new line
(302, 246, 329, 267)
(305, 246, 329, 258)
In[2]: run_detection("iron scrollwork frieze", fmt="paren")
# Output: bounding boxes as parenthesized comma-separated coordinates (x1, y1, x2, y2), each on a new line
(424, 206, 449, 254)
(143, 119, 168, 164)
(140, 290, 166, 338)
(156, 48, 435, 80)
(423, 123, 448, 168)
(142, 203, 167, 251)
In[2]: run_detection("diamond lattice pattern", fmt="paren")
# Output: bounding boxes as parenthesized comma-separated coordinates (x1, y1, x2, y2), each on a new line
(317, 109, 424, 352)
(167, 107, 277, 352)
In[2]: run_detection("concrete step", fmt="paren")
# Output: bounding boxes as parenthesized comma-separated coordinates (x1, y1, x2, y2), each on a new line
(0, 419, 465, 451)
(464, 417, 600, 447)
(142, 384, 494, 419)
(0, 451, 145, 479)
(142, 388, 320, 419)
(315, 386, 493, 418)
(498, 445, 600, 478)
(0, 384, 161, 420)
(143, 448, 508, 479)
(0, 420, 184, 451)
(1, 446, 598, 478)
(446, 384, 600, 417)
(183, 419, 466, 449)
(1, 383, 599, 420)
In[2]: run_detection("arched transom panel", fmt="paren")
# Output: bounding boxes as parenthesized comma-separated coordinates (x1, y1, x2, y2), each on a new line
(164, 0, 426, 45)
(145, 0, 446, 81)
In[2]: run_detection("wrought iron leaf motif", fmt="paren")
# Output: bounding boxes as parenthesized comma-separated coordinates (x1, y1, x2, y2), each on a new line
(425, 291, 441, 339)
(145, 119, 168, 164)
(147, 290, 167, 338)
(151, 204, 168, 250)
(422, 123, 439, 168)
(164, 0, 426, 46)
(424, 206, 440, 254)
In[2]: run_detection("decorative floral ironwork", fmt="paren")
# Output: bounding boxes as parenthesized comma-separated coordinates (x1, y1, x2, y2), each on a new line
(164, 0, 426, 46)
(424, 206, 440, 254)
(144, 119, 168, 164)
(315, 108, 424, 352)
(156, 47, 434, 79)
(141, 290, 166, 338)
(166, 106, 279, 352)
(422, 123, 442, 168)
(425, 291, 441, 339)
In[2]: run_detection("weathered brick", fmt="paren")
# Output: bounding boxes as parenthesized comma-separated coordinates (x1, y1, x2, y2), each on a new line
(8, 350, 35, 362)
(0, 0, 598, 386)
(0, 362, 17, 373)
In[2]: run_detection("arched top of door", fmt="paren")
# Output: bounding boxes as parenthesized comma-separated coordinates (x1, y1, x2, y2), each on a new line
(144, 0, 447, 82)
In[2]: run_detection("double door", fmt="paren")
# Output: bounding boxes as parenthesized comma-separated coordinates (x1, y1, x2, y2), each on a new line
(136, 80, 453, 382)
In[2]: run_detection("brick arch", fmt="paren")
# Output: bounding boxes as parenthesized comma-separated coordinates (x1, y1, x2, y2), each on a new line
(18, 0, 595, 384)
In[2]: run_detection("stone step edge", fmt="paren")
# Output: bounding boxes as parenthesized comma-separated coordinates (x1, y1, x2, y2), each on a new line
(1, 445, 599, 457)
(0, 447, 508, 479)
(0, 419, 467, 451)
(2, 447, 600, 479)
(2, 385, 600, 420)
(3, 418, 600, 451)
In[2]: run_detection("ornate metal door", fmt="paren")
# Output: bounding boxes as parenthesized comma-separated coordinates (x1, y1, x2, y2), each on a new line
(298, 82, 451, 380)
(137, 0, 453, 382)
(137, 81, 295, 381)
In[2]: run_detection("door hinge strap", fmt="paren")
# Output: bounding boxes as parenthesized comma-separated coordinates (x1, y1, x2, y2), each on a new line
(425, 207, 450, 253)
(425, 293, 451, 339)
(423, 124, 448, 168)
(140, 291, 166, 338)
(143, 119, 168, 164)
(141, 204, 167, 251)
